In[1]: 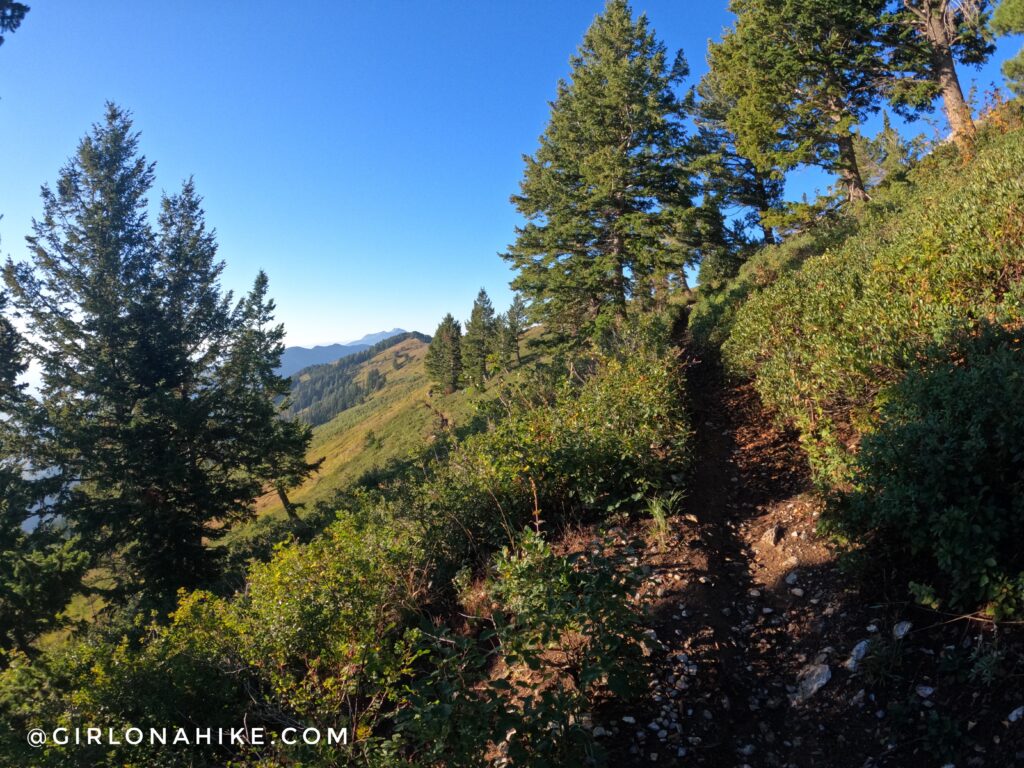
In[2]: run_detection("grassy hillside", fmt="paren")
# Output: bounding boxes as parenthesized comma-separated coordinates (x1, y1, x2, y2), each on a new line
(256, 331, 540, 520)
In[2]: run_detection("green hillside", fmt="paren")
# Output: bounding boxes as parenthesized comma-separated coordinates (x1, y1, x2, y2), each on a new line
(256, 331, 537, 519)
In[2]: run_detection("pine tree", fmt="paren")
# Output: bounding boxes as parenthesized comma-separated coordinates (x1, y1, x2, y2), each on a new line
(217, 272, 321, 522)
(710, 0, 891, 203)
(691, 69, 784, 246)
(503, 0, 695, 344)
(0, 2, 28, 47)
(884, 0, 994, 149)
(3, 105, 315, 603)
(993, 0, 1024, 95)
(425, 314, 463, 394)
(0, 291, 87, 651)
(505, 294, 527, 366)
(462, 288, 496, 389)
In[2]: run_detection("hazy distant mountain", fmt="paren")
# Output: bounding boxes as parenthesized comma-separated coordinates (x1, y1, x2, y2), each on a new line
(344, 328, 407, 346)
(279, 344, 368, 378)
(278, 329, 408, 378)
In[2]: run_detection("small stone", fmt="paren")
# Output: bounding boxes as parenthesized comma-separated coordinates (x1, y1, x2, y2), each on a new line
(622, 716, 636, 724)
(791, 663, 831, 704)
(893, 621, 913, 640)
(791, 587, 805, 597)
(763, 525, 784, 545)
(1008, 706, 1024, 723)
(785, 571, 799, 585)
(593, 726, 608, 737)
(916, 685, 935, 698)
(845, 640, 871, 672)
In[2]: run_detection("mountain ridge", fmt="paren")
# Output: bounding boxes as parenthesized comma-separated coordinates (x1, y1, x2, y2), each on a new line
(278, 328, 408, 377)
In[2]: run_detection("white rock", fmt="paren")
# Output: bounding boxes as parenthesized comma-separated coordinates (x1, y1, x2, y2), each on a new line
(791, 663, 831, 703)
(785, 571, 799, 585)
(916, 685, 935, 698)
(622, 716, 636, 724)
(1008, 706, 1024, 723)
(844, 640, 871, 672)
(893, 621, 913, 640)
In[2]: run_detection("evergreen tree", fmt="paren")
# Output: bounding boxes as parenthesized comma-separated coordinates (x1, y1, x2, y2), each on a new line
(0, 291, 87, 652)
(503, 0, 695, 344)
(710, 0, 891, 203)
(884, 0, 994, 149)
(505, 294, 527, 366)
(690, 69, 784, 245)
(425, 314, 463, 394)
(217, 272, 321, 522)
(462, 288, 496, 388)
(3, 105, 315, 603)
(993, 0, 1024, 94)
(0, 1, 28, 47)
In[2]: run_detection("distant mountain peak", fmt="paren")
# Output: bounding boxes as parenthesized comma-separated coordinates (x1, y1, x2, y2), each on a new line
(344, 328, 407, 346)
(278, 329, 409, 378)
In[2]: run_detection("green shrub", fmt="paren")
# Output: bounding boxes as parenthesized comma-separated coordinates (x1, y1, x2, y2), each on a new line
(385, 530, 646, 767)
(720, 123, 1024, 486)
(827, 328, 1024, 616)
(417, 347, 691, 567)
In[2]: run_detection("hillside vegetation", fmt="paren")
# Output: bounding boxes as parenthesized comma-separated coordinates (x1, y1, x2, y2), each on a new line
(692, 109, 1024, 615)
(4, 1, 1024, 767)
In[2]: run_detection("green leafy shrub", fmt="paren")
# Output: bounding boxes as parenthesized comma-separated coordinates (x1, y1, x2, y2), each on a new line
(719, 121, 1024, 486)
(417, 347, 691, 567)
(386, 530, 646, 767)
(827, 328, 1024, 616)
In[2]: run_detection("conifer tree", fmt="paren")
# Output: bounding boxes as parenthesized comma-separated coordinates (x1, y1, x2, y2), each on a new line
(217, 272, 321, 522)
(993, 0, 1024, 94)
(505, 294, 527, 366)
(462, 288, 496, 389)
(0, 291, 87, 651)
(0, 1, 28, 47)
(3, 105, 315, 603)
(425, 314, 463, 394)
(710, 0, 891, 203)
(691, 69, 783, 245)
(503, 0, 694, 344)
(884, 0, 994, 149)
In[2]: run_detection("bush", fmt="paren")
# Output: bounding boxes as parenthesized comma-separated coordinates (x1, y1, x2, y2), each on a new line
(827, 328, 1024, 617)
(719, 123, 1024, 486)
(416, 346, 692, 568)
(385, 530, 646, 767)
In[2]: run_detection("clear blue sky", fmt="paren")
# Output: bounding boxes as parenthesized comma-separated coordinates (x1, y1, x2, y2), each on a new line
(0, 2, 1019, 346)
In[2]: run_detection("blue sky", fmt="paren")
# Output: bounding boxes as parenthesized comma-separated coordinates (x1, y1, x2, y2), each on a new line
(0, 2, 1019, 346)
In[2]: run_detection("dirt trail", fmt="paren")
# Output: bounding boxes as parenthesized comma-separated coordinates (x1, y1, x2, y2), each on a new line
(607, 348, 845, 767)
(598, 341, 1024, 768)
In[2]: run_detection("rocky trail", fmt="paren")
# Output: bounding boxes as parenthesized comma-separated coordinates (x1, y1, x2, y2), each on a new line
(594, 347, 1024, 767)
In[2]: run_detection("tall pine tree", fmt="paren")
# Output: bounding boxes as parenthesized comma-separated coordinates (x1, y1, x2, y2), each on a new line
(425, 314, 463, 395)
(3, 105, 315, 604)
(884, 0, 994, 149)
(462, 288, 496, 389)
(710, 0, 891, 203)
(503, 0, 694, 344)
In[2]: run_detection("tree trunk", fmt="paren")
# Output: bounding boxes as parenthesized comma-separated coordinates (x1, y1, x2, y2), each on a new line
(924, 8, 976, 150)
(277, 485, 300, 522)
(835, 133, 869, 203)
(758, 218, 776, 246)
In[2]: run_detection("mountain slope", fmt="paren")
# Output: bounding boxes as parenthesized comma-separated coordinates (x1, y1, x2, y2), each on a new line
(278, 329, 407, 377)
(278, 343, 370, 377)
(285, 331, 430, 427)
